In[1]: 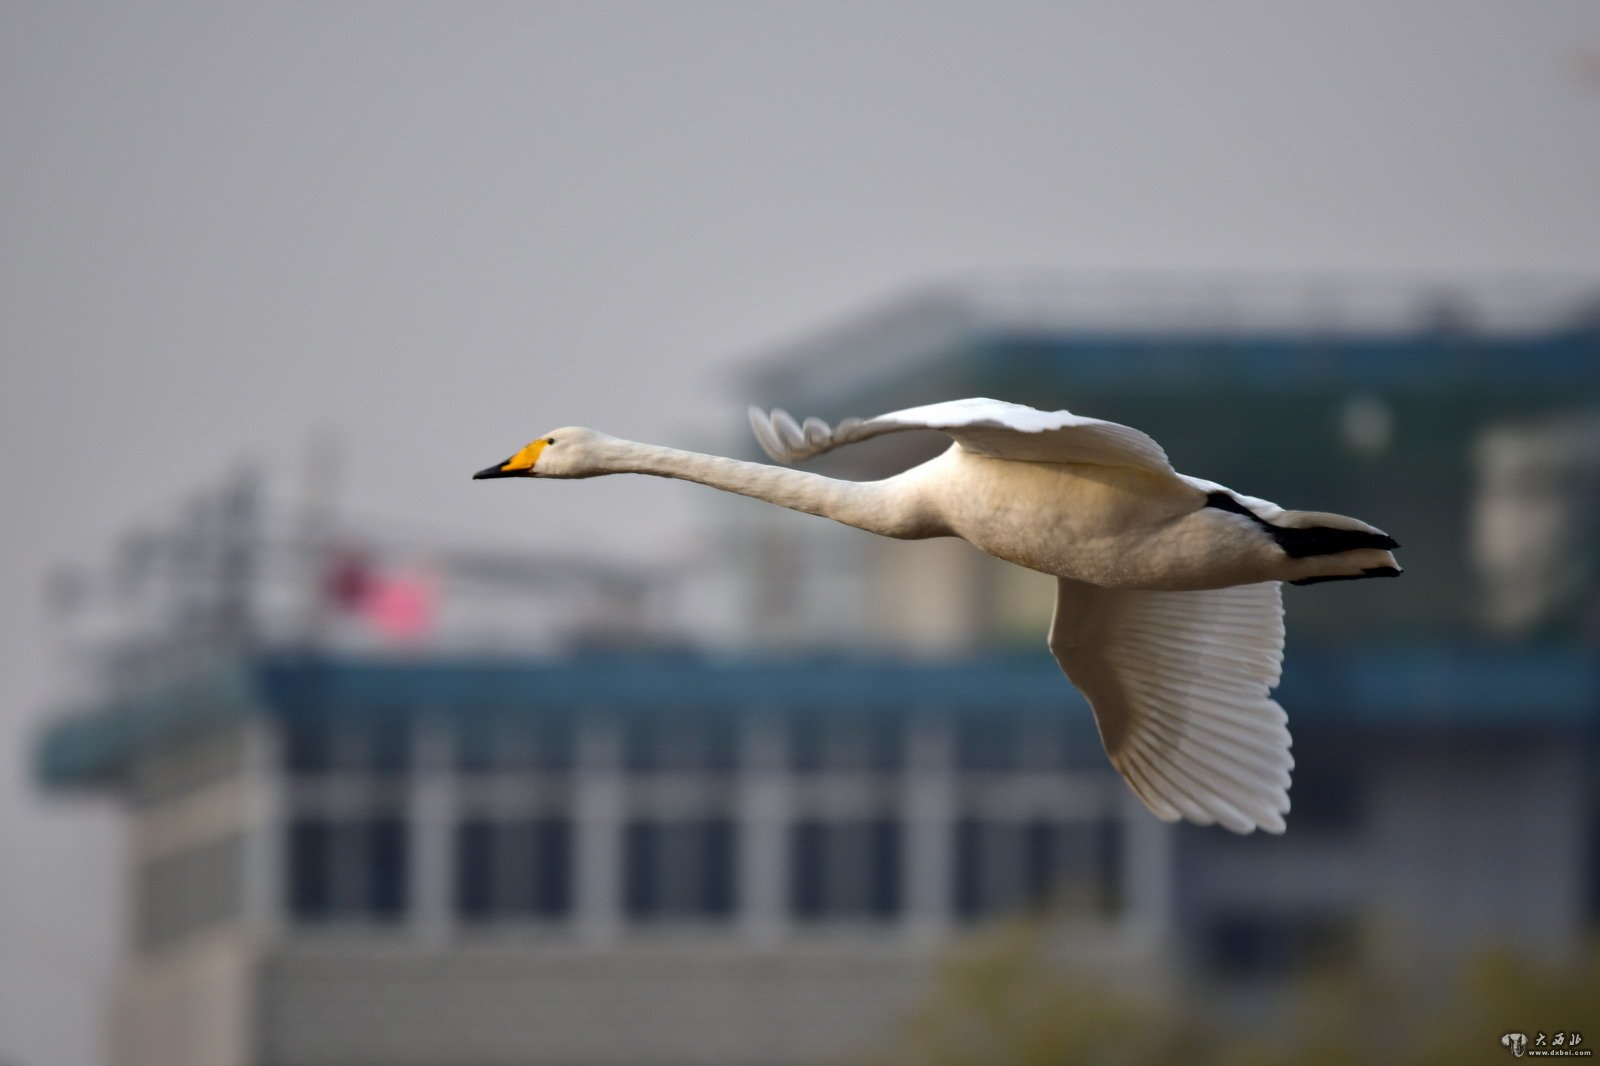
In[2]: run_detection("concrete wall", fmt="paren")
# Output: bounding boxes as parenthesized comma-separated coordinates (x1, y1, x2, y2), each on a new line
(257, 939, 935, 1066)
(255, 928, 1158, 1066)
(112, 930, 256, 1066)
(113, 729, 259, 1066)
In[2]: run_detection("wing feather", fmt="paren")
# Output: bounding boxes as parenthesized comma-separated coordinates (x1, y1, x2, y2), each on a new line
(1116, 751, 1185, 823)
(1048, 577, 1292, 834)
(1123, 741, 1221, 827)
(1135, 713, 1291, 789)
(749, 397, 1175, 477)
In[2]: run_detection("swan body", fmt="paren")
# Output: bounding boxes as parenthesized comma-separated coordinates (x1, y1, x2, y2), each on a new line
(475, 398, 1401, 835)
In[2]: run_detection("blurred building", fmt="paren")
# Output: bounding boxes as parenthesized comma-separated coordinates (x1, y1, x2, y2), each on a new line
(42, 652, 1167, 1066)
(37, 278, 1600, 1065)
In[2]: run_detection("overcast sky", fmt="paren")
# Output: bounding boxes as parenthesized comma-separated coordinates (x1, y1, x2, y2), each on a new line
(3, 4, 1599, 1063)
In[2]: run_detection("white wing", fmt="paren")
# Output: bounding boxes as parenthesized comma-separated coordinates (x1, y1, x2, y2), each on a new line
(1177, 473, 1289, 524)
(1048, 577, 1292, 834)
(749, 397, 1174, 477)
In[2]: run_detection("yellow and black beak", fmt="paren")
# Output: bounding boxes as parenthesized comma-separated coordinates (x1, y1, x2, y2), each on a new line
(472, 438, 548, 480)
(472, 458, 527, 480)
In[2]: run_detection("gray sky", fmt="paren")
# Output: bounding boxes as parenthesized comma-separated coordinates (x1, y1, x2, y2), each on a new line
(3, 4, 1599, 1063)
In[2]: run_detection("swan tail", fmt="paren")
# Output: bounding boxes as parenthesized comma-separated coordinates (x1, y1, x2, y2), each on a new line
(1204, 493, 1399, 559)
(1266, 511, 1400, 559)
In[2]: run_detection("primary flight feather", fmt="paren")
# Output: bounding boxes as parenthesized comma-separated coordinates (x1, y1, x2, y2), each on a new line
(475, 398, 1401, 834)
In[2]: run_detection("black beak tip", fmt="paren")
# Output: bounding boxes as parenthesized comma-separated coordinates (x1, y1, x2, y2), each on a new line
(473, 461, 517, 480)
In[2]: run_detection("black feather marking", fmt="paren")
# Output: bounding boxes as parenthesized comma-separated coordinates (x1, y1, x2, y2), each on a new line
(1290, 566, 1403, 587)
(1205, 492, 1400, 559)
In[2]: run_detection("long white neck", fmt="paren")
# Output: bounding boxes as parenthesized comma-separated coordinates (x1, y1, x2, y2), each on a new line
(599, 438, 926, 539)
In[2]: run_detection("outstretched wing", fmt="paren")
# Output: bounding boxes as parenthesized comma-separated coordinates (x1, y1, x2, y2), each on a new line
(749, 397, 1174, 477)
(1047, 577, 1292, 834)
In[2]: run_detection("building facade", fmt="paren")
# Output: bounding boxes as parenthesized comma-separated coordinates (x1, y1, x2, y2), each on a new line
(45, 655, 1172, 1066)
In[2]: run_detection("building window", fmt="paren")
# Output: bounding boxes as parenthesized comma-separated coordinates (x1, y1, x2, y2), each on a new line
(954, 817, 1121, 920)
(284, 719, 334, 774)
(624, 819, 737, 920)
(455, 819, 572, 920)
(137, 834, 244, 947)
(283, 716, 412, 777)
(624, 715, 737, 775)
(954, 715, 1074, 773)
(457, 713, 573, 774)
(287, 818, 409, 921)
(790, 713, 904, 774)
(1591, 794, 1600, 926)
(790, 819, 902, 920)
(1205, 912, 1359, 979)
(1285, 742, 1363, 832)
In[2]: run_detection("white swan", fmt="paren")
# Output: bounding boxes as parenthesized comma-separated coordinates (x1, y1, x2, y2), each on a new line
(474, 398, 1401, 834)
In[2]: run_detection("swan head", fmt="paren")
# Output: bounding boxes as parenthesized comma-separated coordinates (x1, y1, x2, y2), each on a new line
(473, 427, 612, 480)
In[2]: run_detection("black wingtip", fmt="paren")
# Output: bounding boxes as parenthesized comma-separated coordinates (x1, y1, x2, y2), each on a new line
(1290, 565, 1403, 586)
(1275, 526, 1402, 559)
(1205, 492, 1401, 559)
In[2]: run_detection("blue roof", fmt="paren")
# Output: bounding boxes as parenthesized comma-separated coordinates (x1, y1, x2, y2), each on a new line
(970, 331, 1600, 395)
(36, 648, 1600, 789)
(750, 285, 1600, 417)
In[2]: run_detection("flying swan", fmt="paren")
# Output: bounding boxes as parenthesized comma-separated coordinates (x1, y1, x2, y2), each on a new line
(474, 398, 1401, 834)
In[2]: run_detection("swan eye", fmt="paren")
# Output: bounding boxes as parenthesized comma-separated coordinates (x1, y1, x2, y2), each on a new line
(546, 437, 556, 444)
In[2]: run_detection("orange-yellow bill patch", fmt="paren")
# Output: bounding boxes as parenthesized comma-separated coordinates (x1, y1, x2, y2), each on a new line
(501, 439, 549, 472)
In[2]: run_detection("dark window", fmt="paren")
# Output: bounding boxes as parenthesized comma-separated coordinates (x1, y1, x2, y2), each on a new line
(624, 819, 737, 920)
(790, 714, 904, 774)
(526, 821, 573, 915)
(457, 714, 574, 774)
(955, 716, 1074, 773)
(790, 819, 902, 920)
(367, 720, 412, 777)
(1023, 821, 1055, 898)
(1206, 913, 1358, 979)
(624, 716, 736, 775)
(1016, 719, 1073, 772)
(955, 817, 1121, 920)
(791, 823, 825, 917)
(284, 720, 336, 775)
(286, 818, 409, 922)
(455, 819, 573, 920)
(624, 822, 659, 917)
(1591, 795, 1600, 924)
(1286, 744, 1363, 831)
(456, 822, 494, 919)
(289, 820, 334, 917)
(367, 818, 408, 917)
(1096, 815, 1123, 915)
(954, 820, 982, 917)
(704, 821, 736, 916)
(283, 718, 411, 777)
(954, 720, 1018, 773)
